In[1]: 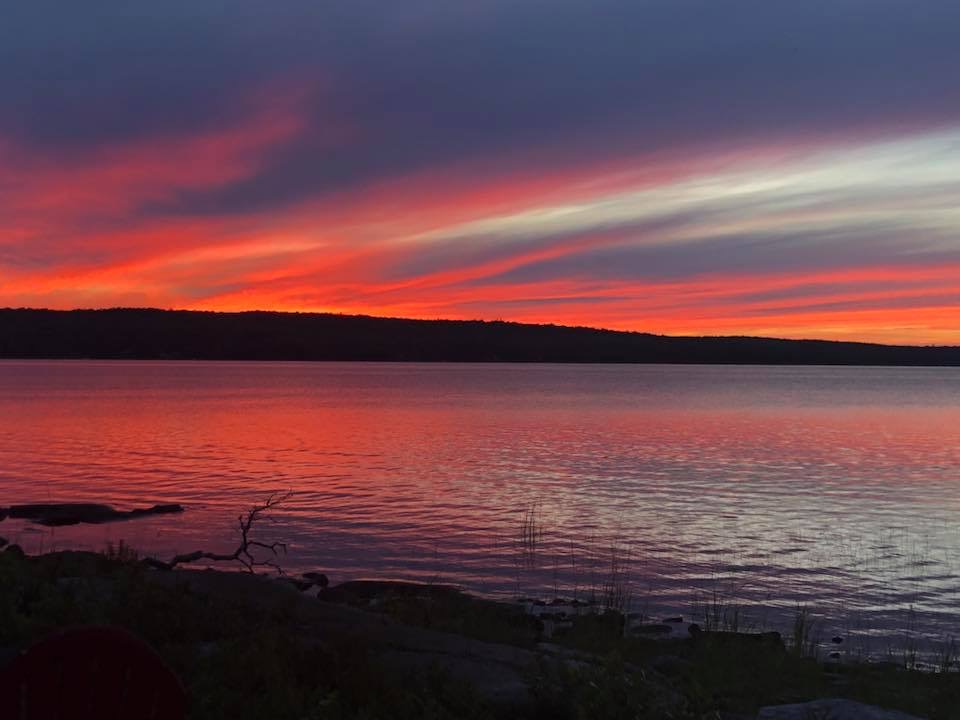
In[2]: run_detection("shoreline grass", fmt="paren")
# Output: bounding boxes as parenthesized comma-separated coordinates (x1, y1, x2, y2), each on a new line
(4, 544, 960, 719)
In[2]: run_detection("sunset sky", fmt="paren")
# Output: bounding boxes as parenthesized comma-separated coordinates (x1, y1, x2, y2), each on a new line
(3, 1, 960, 344)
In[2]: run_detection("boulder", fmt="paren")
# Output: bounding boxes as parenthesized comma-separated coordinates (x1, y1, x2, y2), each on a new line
(282, 578, 315, 592)
(758, 699, 925, 720)
(0, 536, 7, 549)
(302, 572, 329, 588)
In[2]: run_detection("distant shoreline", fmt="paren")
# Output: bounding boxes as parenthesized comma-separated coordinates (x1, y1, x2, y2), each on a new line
(1, 308, 959, 365)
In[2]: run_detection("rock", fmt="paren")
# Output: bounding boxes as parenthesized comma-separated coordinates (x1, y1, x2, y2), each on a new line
(5, 544, 24, 557)
(0, 536, 7, 549)
(633, 623, 672, 636)
(129, 503, 184, 518)
(871, 661, 902, 672)
(303, 572, 329, 588)
(318, 579, 462, 605)
(8, 502, 184, 526)
(829, 651, 842, 659)
(664, 616, 683, 623)
(540, 618, 574, 639)
(691, 629, 785, 651)
(283, 578, 314, 592)
(758, 699, 925, 720)
(832, 635, 844, 644)
(0, 507, 8, 522)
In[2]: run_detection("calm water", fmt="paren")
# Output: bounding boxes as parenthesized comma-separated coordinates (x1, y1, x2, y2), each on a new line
(2, 361, 959, 659)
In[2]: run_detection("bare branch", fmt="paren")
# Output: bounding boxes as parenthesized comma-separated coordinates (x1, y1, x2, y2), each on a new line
(145, 491, 293, 574)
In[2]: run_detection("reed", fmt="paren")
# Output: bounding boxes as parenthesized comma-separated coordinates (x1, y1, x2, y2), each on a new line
(103, 539, 139, 565)
(517, 500, 543, 571)
(933, 635, 957, 674)
(790, 604, 819, 658)
(697, 589, 745, 633)
(600, 541, 633, 613)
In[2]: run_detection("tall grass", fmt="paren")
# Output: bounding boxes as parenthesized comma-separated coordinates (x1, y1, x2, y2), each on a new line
(901, 604, 920, 670)
(599, 542, 633, 613)
(518, 501, 543, 571)
(933, 635, 957, 674)
(697, 590, 744, 633)
(790, 604, 819, 658)
(103, 539, 139, 565)
(502, 501, 958, 667)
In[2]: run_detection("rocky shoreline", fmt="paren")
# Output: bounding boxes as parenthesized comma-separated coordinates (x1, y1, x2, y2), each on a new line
(1, 544, 955, 719)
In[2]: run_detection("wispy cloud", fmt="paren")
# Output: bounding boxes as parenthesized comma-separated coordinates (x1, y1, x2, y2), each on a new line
(1, 1, 959, 343)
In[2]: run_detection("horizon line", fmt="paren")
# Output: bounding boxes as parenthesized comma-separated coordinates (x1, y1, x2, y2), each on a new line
(3, 306, 956, 351)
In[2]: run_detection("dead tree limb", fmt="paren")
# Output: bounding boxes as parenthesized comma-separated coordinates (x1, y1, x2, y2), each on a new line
(143, 491, 293, 574)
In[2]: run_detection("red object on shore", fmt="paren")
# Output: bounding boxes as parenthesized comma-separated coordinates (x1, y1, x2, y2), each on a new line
(0, 625, 187, 719)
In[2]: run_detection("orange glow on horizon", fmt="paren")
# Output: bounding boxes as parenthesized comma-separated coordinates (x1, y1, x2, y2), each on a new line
(3, 104, 959, 347)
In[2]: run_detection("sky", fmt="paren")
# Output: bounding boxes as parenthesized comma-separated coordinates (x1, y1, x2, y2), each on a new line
(2, 1, 959, 344)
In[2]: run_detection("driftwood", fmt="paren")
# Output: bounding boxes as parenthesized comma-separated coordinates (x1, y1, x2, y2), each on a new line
(143, 492, 292, 574)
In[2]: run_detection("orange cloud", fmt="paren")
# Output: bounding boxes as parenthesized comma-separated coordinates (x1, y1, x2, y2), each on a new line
(2, 112, 959, 346)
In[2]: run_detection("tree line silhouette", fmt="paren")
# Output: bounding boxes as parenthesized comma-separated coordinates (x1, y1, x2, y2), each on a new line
(1, 308, 958, 365)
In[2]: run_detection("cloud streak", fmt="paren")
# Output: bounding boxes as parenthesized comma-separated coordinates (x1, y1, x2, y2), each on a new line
(1, 1, 959, 343)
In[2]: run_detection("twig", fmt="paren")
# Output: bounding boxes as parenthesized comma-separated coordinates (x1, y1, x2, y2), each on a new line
(143, 491, 293, 574)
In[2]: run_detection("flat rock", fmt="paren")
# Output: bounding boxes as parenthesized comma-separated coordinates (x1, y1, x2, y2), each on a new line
(5, 502, 184, 526)
(147, 569, 537, 707)
(319, 579, 461, 604)
(758, 699, 925, 720)
(633, 623, 673, 635)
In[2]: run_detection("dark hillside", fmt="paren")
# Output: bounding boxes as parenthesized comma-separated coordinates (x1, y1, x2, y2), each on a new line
(1, 308, 958, 365)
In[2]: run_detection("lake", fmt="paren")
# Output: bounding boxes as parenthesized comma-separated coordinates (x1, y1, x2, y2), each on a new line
(1, 361, 959, 660)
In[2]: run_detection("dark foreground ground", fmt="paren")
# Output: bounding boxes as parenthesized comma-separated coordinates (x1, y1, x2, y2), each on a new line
(1, 547, 957, 719)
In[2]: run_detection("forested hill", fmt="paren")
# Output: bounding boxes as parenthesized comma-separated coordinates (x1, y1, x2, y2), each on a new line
(1, 308, 958, 365)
